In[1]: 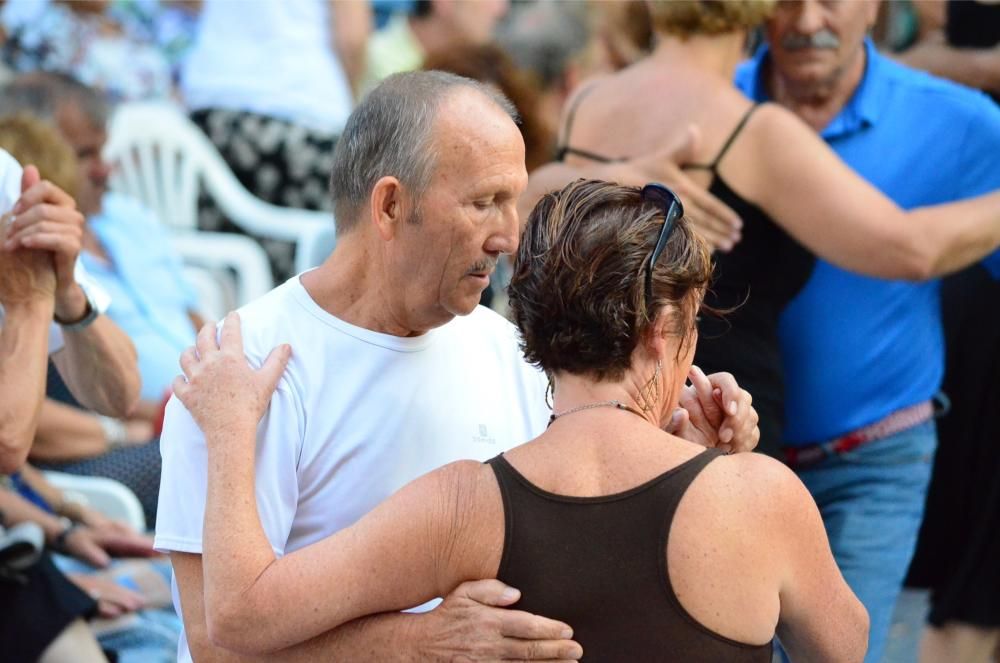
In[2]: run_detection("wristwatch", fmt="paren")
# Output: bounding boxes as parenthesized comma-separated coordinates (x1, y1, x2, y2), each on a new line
(54, 284, 100, 331)
(51, 516, 80, 553)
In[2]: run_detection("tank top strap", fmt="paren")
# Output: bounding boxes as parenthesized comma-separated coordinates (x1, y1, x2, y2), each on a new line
(651, 448, 724, 523)
(557, 81, 600, 149)
(685, 104, 762, 173)
(487, 448, 722, 513)
(554, 82, 621, 163)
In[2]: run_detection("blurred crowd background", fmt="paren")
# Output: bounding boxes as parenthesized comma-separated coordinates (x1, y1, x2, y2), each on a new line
(0, 1, 998, 662)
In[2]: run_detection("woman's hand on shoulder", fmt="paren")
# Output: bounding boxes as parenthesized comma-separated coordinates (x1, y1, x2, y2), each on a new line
(172, 312, 291, 441)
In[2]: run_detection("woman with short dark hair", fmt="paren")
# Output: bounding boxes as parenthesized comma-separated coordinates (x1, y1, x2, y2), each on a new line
(174, 179, 867, 662)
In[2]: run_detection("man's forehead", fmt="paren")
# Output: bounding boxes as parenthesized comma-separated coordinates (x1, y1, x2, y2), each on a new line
(432, 101, 522, 159)
(770, 0, 873, 28)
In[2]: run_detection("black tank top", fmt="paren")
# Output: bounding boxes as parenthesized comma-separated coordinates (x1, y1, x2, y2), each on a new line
(684, 107, 815, 456)
(487, 449, 773, 662)
(556, 97, 816, 455)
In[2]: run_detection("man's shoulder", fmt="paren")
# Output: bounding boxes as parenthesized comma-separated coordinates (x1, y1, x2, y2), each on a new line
(877, 52, 997, 116)
(232, 280, 310, 360)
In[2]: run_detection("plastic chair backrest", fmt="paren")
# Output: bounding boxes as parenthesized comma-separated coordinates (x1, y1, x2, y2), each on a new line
(104, 102, 336, 273)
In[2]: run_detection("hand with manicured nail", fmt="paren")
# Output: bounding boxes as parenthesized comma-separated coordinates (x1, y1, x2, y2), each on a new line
(673, 366, 760, 453)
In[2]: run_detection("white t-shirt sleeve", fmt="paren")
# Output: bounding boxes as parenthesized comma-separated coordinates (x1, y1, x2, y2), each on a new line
(154, 379, 304, 556)
(0, 148, 21, 212)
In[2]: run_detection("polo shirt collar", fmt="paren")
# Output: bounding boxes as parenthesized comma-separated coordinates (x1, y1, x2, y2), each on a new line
(743, 38, 888, 139)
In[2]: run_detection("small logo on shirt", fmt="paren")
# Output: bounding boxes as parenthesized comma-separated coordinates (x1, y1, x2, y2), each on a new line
(473, 424, 497, 444)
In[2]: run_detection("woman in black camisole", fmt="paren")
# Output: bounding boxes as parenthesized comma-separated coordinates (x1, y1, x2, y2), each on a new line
(178, 179, 867, 662)
(532, 1, 1000, 455)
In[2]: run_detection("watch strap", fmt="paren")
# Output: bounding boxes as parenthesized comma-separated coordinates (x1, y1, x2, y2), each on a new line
(54, 289, 99, 330)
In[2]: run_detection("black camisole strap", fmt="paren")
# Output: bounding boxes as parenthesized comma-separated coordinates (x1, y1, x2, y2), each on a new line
(555, 82, 619, 163)
(686, 104, 762, 173)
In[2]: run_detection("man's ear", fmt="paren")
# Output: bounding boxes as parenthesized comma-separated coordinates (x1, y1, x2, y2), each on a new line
(370, 176, 405, 241)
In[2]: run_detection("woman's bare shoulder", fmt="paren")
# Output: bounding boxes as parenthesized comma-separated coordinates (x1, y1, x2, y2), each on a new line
(700, 452, 815, 523)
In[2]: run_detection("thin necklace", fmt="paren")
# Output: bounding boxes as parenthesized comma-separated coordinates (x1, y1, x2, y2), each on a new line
(547, 399, 648, 427)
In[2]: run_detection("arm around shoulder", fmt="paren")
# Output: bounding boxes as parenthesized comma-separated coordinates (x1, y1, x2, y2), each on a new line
(200, 458, 501, 654)
(745, 104, 1000, 281)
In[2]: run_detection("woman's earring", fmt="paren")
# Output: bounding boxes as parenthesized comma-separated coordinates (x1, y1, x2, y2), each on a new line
(640, 360, 662, 412)
(545, 378, 554, 410)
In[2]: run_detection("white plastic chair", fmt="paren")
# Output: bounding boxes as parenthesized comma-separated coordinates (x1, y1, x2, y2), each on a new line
(182, 263, 236, 322)
(44, 472, 147, 532)
(103, 102, 336, 277)
(171, 231, 273, 310)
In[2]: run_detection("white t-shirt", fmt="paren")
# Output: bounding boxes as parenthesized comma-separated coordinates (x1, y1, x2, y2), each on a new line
(0, 149, 110, 353)
(155, 276, 550, 661)
(181, 0, 353, 134)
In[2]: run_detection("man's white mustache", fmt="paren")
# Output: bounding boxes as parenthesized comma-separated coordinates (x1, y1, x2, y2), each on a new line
(782, 30, 841, 50)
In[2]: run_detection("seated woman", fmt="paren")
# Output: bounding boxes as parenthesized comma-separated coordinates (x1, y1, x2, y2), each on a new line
(175, 179, 868, 661)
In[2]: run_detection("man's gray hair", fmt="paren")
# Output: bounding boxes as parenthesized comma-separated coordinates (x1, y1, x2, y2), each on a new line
(329, 70, 518, 232)
(0, 72, 110, 129)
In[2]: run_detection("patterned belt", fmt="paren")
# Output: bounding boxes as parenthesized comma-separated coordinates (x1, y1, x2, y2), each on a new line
(783, 399, 937, 469)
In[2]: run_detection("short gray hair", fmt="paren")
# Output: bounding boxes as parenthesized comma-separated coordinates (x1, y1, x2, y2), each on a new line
(498, 1, 590, 88)
(0, 72, 110, 129)
(329, 70, 518, 232)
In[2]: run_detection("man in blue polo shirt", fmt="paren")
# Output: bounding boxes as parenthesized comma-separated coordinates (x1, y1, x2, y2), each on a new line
(735, 2, 1000, 661)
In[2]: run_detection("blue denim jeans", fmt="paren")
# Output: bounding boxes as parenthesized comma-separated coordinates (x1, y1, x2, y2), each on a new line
(791, 421, 938, 663)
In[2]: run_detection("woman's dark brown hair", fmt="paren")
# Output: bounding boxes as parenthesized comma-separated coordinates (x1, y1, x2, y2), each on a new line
(509, 179, 712, 382)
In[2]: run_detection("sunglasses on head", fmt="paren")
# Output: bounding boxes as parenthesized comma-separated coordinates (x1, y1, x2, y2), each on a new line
(640, 183, 684, 305)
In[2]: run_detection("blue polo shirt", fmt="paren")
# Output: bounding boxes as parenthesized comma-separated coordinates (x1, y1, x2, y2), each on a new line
(736, 40, 1000, 444)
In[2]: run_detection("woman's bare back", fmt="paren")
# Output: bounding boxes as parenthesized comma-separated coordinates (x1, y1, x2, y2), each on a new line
(559, 58, 756, 185)
(465, 419, 787, 647)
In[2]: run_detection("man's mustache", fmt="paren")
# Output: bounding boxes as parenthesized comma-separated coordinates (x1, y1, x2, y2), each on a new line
(468, 258, 498, 275)
(782, 29, 841, 51)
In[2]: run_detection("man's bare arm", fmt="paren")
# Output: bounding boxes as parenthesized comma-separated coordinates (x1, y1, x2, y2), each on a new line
(0, 297, 53, 472)
(173, 553, 582, 662)
(4, 171, 140, 417)
(0, 168, 61, 471)
(51, 314, 140, 418)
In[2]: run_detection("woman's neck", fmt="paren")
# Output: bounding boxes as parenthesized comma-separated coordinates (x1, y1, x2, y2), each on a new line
(549, 371, 666, 430)
(649, 29, 747, 82)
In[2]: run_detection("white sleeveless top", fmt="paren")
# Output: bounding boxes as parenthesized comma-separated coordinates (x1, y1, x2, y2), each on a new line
(181, 0, 353, 134)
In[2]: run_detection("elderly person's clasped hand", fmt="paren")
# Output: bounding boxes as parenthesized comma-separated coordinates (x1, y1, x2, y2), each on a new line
(1, 165, 86, 316)
(0, 166, 65, 307)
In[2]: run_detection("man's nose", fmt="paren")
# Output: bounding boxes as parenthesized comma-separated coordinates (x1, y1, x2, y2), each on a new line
(91, 158, 112, 183)
(485, 203, 520, 255)
(792, 0, 827, 36)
